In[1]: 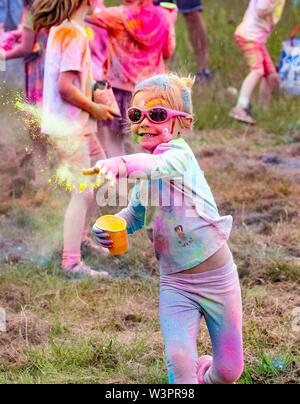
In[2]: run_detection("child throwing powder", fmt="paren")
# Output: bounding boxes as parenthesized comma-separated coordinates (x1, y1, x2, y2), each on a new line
(90, 74, 244, 384)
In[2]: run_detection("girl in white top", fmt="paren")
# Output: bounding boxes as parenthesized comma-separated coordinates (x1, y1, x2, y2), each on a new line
(32, 0, 116, 277)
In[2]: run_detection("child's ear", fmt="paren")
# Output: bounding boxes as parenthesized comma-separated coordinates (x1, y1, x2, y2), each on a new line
(189, 117, 193, 127)
(184, 117, 193, 130)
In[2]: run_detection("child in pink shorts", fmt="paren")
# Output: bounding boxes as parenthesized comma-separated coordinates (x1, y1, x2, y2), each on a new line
(230, 0, 286, 125)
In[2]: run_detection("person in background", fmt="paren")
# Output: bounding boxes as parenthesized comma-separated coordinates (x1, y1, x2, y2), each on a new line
(230, 0, 286, 125)
(32, 0, 115, 278)
(1, 0, 49, 187)
(87, 0, 177, 158)
(86, 0, 107, 82)
(154, 0, 212, 82)
(0, 0, 23, 32)
(177, 0, 212, 81)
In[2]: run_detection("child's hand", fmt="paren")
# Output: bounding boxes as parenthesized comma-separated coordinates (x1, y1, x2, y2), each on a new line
(92, 225, 113, 248)
(83, 157, 127, 186)
(82, 164, 116, 186)
(93, 87, 121, 117)
(83, 157, 125, 186)
(89, 102, 115, 121)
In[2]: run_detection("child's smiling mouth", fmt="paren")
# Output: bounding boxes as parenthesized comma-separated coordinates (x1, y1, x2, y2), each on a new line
(138, 133, 159, 138)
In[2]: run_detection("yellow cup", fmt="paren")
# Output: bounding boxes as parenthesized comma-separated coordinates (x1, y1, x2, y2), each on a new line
(95, 215, 128, 256)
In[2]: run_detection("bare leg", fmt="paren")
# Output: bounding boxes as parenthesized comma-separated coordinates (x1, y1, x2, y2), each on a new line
(184, 11, 209, 71)
(83, 148, 107, 239)
(63, 188, 94, 269)
(230, 69, 264, 125)
(62, 186, 109, 277)
(239, 69, 264, 104)
(237, 68, 264, 108)
(81, 137, 113, 256)
(258, 72, 279, 109)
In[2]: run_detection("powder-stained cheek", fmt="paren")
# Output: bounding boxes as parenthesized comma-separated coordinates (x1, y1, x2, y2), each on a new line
(131, 130, 142, 145)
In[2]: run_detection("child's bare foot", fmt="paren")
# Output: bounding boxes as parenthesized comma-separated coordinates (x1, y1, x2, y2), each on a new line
(63, 262, 110, 279)
(197, 355, 213, 384)
(229, 106, 256, 125)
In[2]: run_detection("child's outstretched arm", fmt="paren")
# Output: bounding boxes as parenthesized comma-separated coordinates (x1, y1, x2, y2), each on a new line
(83, 130, 190, 181)
(3, 27, 34, 60)
(2, 7, 33, 60)
(117, 184, 146, 235)
(85, 6, 123, 31)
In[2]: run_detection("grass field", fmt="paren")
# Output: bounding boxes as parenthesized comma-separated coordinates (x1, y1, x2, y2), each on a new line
(0, 0, 299, 384)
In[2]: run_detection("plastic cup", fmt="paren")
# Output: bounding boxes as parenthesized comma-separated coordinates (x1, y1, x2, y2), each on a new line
(95, 215, 128, 256)
(160, 2, 177, 11)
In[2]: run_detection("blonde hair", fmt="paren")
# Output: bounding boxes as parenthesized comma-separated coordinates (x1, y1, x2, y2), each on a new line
(32, 0, 85, 31)
(133, 74, 195, 129)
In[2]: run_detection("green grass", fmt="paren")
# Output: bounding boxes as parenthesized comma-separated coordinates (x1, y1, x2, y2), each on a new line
(0, 263, 299, 384)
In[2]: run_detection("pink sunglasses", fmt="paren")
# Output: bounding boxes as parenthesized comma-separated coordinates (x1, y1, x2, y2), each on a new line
(127, 107, 192, 124)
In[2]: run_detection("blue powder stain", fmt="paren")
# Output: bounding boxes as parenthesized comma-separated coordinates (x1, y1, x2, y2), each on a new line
(168, 371, 175, 384)
(271, 358, 287, 371)
(182, 89, 191, 110)
(135, 75, 170, 91)
(136, 75, 192, 112)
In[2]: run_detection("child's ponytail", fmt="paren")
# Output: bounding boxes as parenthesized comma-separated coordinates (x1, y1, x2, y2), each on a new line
(179, 76, 195, 91)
